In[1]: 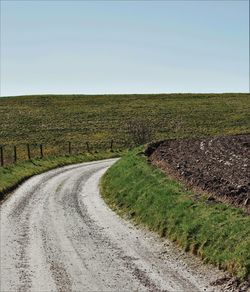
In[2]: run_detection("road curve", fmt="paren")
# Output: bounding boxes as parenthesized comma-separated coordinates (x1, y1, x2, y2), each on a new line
(1, 159, 225, 292)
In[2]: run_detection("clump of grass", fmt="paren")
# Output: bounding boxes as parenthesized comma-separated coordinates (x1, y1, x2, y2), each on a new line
(0, 151, 121, 202)
(100, 150, 250, 280)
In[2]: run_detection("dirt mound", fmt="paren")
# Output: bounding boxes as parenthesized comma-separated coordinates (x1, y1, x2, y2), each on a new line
(147, 134, 250, 212)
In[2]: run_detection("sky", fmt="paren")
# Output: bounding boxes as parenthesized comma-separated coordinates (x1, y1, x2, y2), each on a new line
(0, 0, 249, 96)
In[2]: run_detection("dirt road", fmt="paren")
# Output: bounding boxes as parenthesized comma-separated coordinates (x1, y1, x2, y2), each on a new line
(1, 159, 226, 292)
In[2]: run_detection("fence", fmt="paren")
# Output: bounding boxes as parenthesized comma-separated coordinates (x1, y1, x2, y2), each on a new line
(0, 139, 118, 167)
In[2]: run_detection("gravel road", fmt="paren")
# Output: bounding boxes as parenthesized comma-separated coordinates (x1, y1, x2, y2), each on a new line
(1, 159, 227, 292)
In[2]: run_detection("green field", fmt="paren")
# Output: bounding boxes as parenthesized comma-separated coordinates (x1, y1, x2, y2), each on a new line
(101, 149, 250, 280)
(0, 93, 249, 163)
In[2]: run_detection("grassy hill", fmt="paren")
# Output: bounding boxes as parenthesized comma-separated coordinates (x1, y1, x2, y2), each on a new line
(0, 93, 249, 163)
(1, 93, 249, 281)
(101, 149, 250, 280)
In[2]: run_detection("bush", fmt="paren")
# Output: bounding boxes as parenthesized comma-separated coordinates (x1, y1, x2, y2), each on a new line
(124, 119, 155, 146)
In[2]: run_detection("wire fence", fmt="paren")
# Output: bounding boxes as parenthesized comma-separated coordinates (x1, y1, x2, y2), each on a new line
(0, 139, 124, 167)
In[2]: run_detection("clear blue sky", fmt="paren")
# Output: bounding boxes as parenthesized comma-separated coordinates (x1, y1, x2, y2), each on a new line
(1, 0, 249, 96)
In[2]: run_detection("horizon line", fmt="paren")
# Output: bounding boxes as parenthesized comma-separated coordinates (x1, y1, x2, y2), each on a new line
(1, 91, 249, 98)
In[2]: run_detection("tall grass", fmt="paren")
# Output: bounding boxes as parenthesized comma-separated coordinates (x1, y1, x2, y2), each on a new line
(101, 150, 250, 280)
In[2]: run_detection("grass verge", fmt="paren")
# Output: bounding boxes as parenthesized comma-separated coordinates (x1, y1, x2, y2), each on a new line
(100, 149, 250, 280)
(0, 151, 121, 202)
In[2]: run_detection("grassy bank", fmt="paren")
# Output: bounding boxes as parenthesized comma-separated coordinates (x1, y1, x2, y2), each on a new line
(0, 93, 249, 163)
(100, 150, 250, 280)
(0, 151, 121, 202)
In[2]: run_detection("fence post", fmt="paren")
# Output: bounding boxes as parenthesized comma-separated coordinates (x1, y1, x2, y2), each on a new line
(110, 139, 113, 152)
(40, 144, 43, 158)
(27, 144, 31, 160)
(86, 141, 90, 152)
(14, 146, 17, 163)
(68, 142, 71, 155)
(0, 146, 4, 166)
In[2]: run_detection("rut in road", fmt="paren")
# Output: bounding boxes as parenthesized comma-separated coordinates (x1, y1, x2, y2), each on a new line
(0, 159, 226, 292)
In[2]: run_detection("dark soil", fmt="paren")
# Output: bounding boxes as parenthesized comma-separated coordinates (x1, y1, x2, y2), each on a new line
(146, 134, 250, 213)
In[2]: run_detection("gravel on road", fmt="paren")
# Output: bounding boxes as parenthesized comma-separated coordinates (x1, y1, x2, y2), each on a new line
(1, 159, 228, 292)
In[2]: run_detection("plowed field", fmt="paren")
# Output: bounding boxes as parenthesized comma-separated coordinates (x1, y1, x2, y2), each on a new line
(147, 134, 250, 212)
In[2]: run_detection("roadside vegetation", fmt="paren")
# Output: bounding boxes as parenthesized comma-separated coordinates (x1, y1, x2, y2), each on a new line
(0, 151, 121, 202)
(0, 93, 249, 163)
(101, 149, 250, 280)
